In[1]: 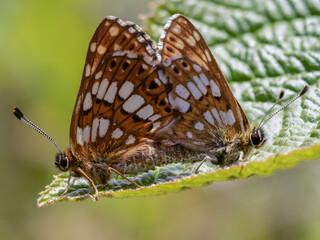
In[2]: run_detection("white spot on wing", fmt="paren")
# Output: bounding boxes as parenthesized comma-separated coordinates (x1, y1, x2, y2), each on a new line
(193, 31, 200, 41)
(116, 18, 125, 26)
(194, 122, 204, 130)
(154, 78, 161, 86)
(92, 82, 100, 95)
(181, 19, 188, 25)
(211, 108, 222, 125)
(91, 118, 99, 142)
(204, 49, 212, 61)
(148, 114, 161, 121)
(104, 82, 118, 104)
(128, 27, 135, 34)
(77, 127, 83, 145)
(83, 125, 91, 143)
(210, 80, 221, 97)
(114, 43, 120, 51)
(136, 104, 154, 120)
(97, 78, 109, 99)
(193, 64, 202, 72)
(168, 92, 175, 108)
(137, 35, 145, 43)
(176, 84, 190, 100)
(186, 35, 196, 46)
(119, 81, 134, 100)
(200, 74, 209, 86)
(158, 69, 168, 84)
(110, 26, 119, 36)
(113, 51, 125, 57)
(187, 132, 193, 138)
(204, 110, 214, 125)
(97, 45, 106, 55)
(174, 97, 190, 113)
(193, 76, 207, 95)
(83, 92, 92, 111)
(172, 24, 181, 34)
(126, 52, 138, 59)
(90, 42, 96, 52)
(176, 38, 184, 49)
(126, 135, 136, 145)
(123, 94, 145, 113)
(111, 128, 123, 139)
(219, 110, 227, 125)
(187, 82, 202, 100)
(144, 55, 155, 65)
(99, 118, 110, 137)
(85, 64, 91, 77)
(95, 71, 103, 80)
(227, 109, 236, 125)
(142, 64, 148, 70)
(107, 16, 117, 20)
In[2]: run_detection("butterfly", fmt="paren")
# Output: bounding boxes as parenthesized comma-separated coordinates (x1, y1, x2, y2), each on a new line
(13, 14, 308, 199)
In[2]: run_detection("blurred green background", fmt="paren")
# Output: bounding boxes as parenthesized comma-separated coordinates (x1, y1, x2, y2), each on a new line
(2, 0, 320, 239)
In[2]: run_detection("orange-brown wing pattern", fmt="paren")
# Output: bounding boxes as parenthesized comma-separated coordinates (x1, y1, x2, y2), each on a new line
(157, 14, 250, 149)
(70, 17, 174, 160)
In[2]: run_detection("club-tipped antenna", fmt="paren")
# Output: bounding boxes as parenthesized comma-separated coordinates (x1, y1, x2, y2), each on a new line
(12, 106, 63, 154)
(257, 85, 309, 131)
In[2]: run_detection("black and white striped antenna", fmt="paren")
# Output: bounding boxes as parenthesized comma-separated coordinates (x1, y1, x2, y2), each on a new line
(12, 106, 63, 154)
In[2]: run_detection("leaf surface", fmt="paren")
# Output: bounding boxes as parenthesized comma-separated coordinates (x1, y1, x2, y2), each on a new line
(38, 0, 320, 207)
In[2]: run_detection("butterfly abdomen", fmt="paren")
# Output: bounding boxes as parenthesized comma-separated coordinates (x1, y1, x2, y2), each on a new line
(109, 144, 210, 174)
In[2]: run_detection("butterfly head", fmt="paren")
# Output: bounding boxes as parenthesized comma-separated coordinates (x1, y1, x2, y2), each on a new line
(55, 152, 70, 172)
(247, 86, 309, 148)
(249, 127, 266, 147)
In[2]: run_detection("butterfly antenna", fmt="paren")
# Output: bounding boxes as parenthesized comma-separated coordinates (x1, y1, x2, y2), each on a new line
(12, 106, 63, 154)
(257, 89, 285, 129)
(257, 85, 309, 130)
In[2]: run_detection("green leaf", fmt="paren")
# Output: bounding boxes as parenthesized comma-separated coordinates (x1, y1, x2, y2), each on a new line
(38, 0, 320, 207)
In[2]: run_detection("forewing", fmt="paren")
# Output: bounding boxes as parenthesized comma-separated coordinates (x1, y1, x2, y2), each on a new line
(157, 14, 250, 149)
(70, 17, 174, 160)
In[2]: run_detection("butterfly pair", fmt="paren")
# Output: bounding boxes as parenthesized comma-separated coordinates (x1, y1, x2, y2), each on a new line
(14, 14, 308, 200)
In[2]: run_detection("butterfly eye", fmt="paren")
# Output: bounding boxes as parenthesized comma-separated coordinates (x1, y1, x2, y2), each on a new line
(249, 128, 265, 146)
(55, 153, 69, 171)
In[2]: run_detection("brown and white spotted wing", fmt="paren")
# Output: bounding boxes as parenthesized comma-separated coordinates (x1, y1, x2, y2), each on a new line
(157, 14, 250, 149)
(70, 17, 174, 161)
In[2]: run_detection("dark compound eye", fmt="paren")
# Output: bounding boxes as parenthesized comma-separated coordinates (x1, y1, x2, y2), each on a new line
(250, 128, 265, 146)
(60, 157, 69, 169)
(55, 153, 69, 171)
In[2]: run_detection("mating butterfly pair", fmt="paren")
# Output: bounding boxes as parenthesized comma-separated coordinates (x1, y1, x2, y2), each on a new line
(14, 14, 308, 199)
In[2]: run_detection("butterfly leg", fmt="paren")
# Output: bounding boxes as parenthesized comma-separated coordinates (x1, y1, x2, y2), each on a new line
(76, 167, 99, 201)
(61, 174, 72, 196)
(237, 151, 248, 176)
(238, 151, 246, 162)
(108, 167, 142, 188)
(238, 151, 249, 171)
(194, 156, 217, 174)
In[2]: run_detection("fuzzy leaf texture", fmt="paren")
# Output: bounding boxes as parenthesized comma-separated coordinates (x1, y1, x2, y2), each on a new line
(38, 0, 320, 207)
